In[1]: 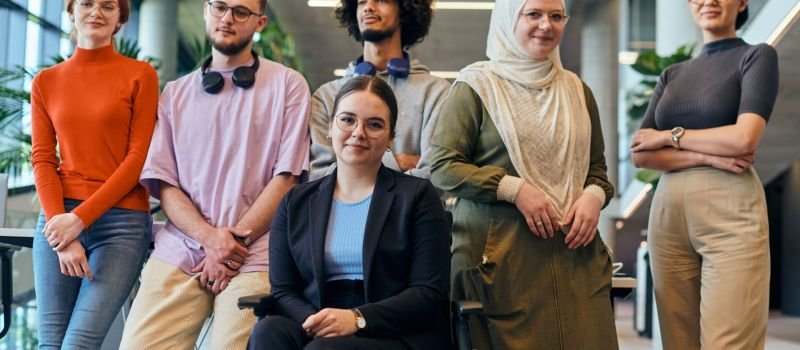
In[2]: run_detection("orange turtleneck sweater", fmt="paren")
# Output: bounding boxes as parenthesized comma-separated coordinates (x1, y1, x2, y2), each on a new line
(30, 44, 158, 227)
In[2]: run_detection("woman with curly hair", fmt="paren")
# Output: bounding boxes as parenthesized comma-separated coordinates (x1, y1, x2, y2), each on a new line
(309, 0, 451, 180)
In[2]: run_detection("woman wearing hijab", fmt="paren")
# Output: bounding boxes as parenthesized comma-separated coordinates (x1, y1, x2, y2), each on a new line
(430, 0, 617, 348)
(631, 0, 778, 348)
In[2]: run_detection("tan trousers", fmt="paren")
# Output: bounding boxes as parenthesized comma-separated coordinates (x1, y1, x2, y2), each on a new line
(119, 258, 269, 350)
(648, 167, 770, 350)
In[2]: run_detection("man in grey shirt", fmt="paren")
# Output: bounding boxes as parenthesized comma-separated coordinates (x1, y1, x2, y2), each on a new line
(309, 0, 451, 180)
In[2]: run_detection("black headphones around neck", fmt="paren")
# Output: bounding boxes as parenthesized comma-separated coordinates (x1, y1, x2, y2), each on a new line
(201, 50, 260, 94)
(353, 52, 410, 79)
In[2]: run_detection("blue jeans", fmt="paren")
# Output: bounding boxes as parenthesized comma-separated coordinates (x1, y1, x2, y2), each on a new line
(33, 199, 150, 349)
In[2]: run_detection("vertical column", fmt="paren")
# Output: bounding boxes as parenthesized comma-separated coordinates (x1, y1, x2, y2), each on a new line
(6, 0, 28, 74)
(0, 7, 10, 67)
(580, 0, 620, 250)
(782, 161, 800, 316)
(39, 0, 63, 64)
(138, 0, 178, 82)
(655, 0, 703, 55)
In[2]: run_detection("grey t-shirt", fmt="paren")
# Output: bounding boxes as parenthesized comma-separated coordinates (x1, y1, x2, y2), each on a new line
(640, 38, 779, 131)
(308, 58, 451, 180)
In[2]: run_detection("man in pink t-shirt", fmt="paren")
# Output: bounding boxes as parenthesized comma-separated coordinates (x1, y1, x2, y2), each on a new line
(120, 1, 310, 348)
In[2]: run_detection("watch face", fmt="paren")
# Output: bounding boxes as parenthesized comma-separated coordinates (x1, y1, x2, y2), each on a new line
(235, 236, 251, 247)
(357, 318, 366, 329)
(671, 126, 685, 137)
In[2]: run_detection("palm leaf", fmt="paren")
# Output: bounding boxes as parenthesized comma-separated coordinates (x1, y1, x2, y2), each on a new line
(188, 36, 212, 70)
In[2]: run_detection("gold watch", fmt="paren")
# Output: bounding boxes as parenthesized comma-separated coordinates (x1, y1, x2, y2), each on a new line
(352, 308, 366, 330)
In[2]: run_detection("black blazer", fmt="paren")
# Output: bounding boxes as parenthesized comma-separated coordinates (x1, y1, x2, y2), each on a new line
(269, 166, 451, 349)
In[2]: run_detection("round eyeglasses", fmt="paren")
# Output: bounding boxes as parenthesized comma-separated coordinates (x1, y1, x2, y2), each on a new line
(334, 114, 388, 139)
(76, 1, 119, 16)
(521, 10, 569, 26)
(207, 1, 262, 23)
(688, 0, 723, 5)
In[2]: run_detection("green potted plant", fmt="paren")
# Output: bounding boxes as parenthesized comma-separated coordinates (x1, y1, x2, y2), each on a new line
(627, 44, 695, 187)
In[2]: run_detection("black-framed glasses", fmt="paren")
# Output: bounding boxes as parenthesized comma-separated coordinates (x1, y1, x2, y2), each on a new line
(207, 1, 261, 23)
(334, 114, 388, 139)
(76, 0, 119, 16)
(521, 10, 569, 26)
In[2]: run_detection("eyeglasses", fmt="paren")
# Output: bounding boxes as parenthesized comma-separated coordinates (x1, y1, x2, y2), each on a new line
(334, 114, 388, 139)
(76, 1, 119, 16)
(207, 1, 262, 23)
(521, 10, 569, 26)
(688, 0, 723, 5)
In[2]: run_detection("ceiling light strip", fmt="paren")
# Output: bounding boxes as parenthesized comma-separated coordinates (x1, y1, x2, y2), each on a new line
(307, 0, 338, 7)
(308, 1, 494, 10)
(435, 2, 494, 10)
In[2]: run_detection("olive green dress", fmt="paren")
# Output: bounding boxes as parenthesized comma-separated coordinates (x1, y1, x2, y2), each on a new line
(430, 82, 618, 350)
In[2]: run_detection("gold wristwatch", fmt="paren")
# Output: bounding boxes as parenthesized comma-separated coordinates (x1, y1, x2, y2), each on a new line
(352, 308, 366, 330)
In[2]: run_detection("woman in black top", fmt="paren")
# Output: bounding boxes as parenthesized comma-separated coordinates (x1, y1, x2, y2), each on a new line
(631, 1, 778, 349)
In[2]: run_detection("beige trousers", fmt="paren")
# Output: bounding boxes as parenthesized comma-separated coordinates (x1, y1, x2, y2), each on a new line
(119, 258, 269, 350)
(648, 167, 770, 350)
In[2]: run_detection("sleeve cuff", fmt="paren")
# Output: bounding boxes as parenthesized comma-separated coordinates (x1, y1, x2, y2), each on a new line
(583, 184, 606, 204)
(497, 175, 525, 203)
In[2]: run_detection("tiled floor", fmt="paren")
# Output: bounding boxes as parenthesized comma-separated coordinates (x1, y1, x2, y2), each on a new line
(615, 301, 800, 350)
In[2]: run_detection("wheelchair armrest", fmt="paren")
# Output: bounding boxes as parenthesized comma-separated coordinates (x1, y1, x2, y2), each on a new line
(237, 293, 276, 319)
(452, 300, 483, 350)
(453, 300, 483, 319)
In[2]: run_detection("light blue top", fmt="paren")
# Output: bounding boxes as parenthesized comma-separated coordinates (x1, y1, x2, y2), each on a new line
(324, 195, 372, 281)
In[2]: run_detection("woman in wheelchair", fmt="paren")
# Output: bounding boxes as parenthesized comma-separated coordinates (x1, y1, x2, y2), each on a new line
(247, 76, 451, 350)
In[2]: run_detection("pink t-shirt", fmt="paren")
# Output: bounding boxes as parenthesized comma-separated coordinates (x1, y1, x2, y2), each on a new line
(140, 58, 310, 273)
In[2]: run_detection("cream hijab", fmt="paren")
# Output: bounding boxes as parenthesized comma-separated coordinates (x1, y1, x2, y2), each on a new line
(457, 0, 591, 217)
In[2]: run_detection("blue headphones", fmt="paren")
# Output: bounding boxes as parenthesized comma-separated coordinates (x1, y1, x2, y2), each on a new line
(353, 52, 410, 79)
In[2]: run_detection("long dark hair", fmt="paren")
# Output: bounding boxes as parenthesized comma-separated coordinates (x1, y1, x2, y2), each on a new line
(330, 76, 398, 137)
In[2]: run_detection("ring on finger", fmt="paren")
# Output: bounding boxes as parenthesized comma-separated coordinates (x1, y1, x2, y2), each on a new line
(535, 221, 544, 227)
(207, 280, 215, 286)
(226, 259, 234, 267)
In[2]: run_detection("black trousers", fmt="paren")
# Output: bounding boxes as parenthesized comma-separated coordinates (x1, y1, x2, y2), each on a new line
(248, 315, 409, 350)
(247, 280, 410, 350)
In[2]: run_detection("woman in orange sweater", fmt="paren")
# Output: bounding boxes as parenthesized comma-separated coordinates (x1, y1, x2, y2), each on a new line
(30, 0, 158, 347)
